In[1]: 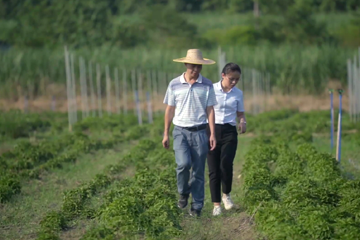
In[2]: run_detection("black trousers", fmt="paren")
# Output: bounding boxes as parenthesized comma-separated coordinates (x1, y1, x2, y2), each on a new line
(206, 124, 238, 203)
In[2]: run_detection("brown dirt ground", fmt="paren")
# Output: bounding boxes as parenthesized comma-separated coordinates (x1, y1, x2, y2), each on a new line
(0, 91, 351, 114)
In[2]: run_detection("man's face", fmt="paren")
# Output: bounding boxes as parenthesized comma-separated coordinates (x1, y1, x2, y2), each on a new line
(185, 63, 202, 78)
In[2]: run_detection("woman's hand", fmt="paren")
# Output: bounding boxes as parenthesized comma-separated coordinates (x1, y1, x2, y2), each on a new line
(238, 122, 246, 134)
(209, 134, 217, 151)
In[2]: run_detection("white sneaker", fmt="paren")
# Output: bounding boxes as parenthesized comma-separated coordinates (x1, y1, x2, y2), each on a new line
(222, 194, 234, 210)
(212, 206, 222, 216)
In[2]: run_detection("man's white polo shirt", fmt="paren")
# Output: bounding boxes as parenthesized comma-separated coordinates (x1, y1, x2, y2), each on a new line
(163, 73, 217, 127)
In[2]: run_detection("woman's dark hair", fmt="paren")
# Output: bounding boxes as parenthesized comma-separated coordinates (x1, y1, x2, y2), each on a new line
(221, 63, 241, 75)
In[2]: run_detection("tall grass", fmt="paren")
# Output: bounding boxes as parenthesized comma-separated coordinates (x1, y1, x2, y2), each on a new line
(225, 44, 355, 93)
(0, 44, 356, 100)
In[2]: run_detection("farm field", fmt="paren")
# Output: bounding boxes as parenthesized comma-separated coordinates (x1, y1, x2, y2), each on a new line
(0, 109, 359, 240)
(1, 1, 359, 239)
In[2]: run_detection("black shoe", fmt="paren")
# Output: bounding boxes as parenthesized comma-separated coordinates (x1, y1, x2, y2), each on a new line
(189, 207, 201, 217)
(177, 194, 189, 209)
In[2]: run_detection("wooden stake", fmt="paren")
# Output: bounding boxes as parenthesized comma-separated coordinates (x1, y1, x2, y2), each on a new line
(114, 67, 121, 114)
(105, 65, 112, 115)
(89, 61, 96, 117)
(96, 64, 103, 118)
(64, 46, 72, 131)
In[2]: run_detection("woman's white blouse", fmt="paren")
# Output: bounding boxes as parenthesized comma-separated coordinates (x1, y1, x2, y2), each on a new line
(212, 80, 244, 126)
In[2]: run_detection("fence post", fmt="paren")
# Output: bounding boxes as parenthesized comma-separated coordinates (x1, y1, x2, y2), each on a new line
(89, 61, 96, 117)
(336, 89, 343, 162)
(353, 56, 358, 123)
(64, 46, 72, 131)
(137, 70, 143, 125)
(70, 54, 78, 123)
(147, 91, 153, 124)
(96, 64, 103, 118)
(329, 89, 334, 150)
(105, 65, 112, 115)
(83, 58, 89, 117)
(79, 57, 87, 119)
(146, 70, 153, 122)
(252, 69, 256, 115)
(123, 68, 128, 114)
(131, 69, 137, 115)
(114, 67, 121, 114)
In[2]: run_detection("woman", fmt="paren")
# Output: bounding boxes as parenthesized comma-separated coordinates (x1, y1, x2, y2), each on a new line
(206, 62, 246, 216)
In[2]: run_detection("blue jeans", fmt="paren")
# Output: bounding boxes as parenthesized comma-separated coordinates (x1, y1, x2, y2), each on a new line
(172, 125, 209, 211)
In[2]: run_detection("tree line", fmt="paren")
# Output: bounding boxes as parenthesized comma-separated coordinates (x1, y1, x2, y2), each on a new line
(0, 0, 359, 48)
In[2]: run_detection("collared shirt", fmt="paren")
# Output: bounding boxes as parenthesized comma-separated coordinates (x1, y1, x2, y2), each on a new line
(212, 80, 244, 126)
(163, 73, 217, 127)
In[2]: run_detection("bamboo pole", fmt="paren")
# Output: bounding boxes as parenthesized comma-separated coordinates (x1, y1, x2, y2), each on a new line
(105, 65, 112, 115)
(82, 58, 89, 117)
(336, 89, 343, 162)
(89, 61, 96, 117)
(252, 69, 256, 115)
(347, 59, 353, 122)
(123, 68, 128, 114)
(131, 69, 136, 115)
(79, 57, 86, 119)
(70, 54, 77, 123)
(64, 46, 72, 131)
(353, 56, 358, 122)
(137, 70, 143, 125)
(152, 70, 158, 106)
(114, 67, 121, 114)
(96, 64, 103, 118)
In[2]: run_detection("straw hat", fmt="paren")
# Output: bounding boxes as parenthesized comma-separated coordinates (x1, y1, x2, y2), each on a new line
(173, 49, 216, 65)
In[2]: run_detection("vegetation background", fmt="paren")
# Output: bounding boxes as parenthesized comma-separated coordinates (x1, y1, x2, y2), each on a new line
(1, 2, 360, 239)
(0, 0, 359, 106)
(1, 0, 359, 48)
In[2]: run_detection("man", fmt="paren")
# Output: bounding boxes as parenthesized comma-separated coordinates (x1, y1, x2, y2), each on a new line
(162, 49, 217, 217)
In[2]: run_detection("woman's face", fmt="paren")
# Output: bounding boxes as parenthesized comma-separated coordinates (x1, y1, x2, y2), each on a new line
(222, 71, 241, 89)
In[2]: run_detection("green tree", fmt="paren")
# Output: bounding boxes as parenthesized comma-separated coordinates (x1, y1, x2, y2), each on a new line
(281, 0, 329, 44)
(201, 0, 229, 11)
(258, 0, 295, 14)
(0, 0, 113, 47)
(228, 0, 253, 13)
(140, 4, 205, 48)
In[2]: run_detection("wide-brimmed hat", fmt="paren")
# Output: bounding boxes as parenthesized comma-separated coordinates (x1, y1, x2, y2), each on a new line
(173, 49, 216, 65)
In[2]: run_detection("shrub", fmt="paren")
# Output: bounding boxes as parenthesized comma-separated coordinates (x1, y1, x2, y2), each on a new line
(0, 176, 21, 203)
(204, 25, 258, 46)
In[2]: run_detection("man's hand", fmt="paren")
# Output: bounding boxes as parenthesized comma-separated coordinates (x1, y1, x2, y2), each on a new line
(209, 134, 216, 151)
(162, 134, 170, 149)
(163, 105, 175, 149)
(238, 122, 246, 134)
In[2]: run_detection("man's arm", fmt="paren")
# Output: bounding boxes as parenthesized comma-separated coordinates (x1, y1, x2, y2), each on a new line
(162, 105, 175, 149)
(206, 106, 216, 151)
(164, 105, 175, 136)
(206, 85, 217, 151)
(206, 106, 215, 136)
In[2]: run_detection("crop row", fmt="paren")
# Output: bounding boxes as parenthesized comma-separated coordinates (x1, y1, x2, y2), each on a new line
(0, 114, 161, 203)
(242, 136, 360, 240)
(0, 110, 66, 141)
(0, 110, 145, 142)
(37, 138, 181, 240)
(247, 109, 359, 136)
